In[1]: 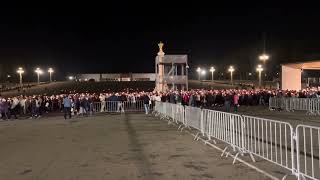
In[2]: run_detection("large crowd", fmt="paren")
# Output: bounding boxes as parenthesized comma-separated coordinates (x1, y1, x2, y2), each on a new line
(0, 88, 319, 120)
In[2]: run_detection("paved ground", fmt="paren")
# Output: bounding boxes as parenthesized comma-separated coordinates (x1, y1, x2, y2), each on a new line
(0, 113, 276, 180)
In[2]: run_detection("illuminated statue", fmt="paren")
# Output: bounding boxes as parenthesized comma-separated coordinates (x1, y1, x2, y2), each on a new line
(158, 41, 164, 54)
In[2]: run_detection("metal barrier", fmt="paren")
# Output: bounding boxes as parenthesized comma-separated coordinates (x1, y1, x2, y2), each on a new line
(93, 101, 146, 113)
(269, 97, 287, 111)
(308, 99, 320, 115)
(296, 125, 320, 180)
(154, 101, 320, 180)
(242, 115, 295, 174)
(269, 97, 279, 110)
(173, 104, 185, 124)
(202, 109, 245, 151)
(292, 98, 309, 112)
(269, 97, 320, 115)
(185, 106, 202, 131)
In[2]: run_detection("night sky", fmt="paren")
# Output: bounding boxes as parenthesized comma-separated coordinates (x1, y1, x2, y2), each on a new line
(0, 3, 320, 81)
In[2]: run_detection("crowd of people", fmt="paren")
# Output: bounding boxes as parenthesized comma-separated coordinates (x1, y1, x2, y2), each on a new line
(0, 92, 153, 120)
(159, 88, 320, 112)
(0, 88, 319, 120)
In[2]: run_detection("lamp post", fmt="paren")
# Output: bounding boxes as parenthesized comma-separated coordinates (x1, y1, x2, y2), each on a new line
(196, 67, 201, 81)
(228, 66, 235, 85)
(201, 70, 206, 79)
(35, 68, 43, 84)
(17, 67, 24, 87)
(259, 54, 269, 65)
(48, 68, 54, 82)
(200, 70, 206, 88)
(256, 64, 264, 88)
(209, 66, 215, 83)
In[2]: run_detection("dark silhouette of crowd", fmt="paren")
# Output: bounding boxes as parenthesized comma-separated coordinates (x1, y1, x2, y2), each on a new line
(158, 89, 320, 112)
(0, 86, 319, 120)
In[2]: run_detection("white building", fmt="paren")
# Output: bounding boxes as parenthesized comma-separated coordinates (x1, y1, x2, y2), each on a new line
(74, 73, 155, 82)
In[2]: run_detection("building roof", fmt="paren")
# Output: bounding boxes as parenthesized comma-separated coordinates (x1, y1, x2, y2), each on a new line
(282, 60, 320, 69)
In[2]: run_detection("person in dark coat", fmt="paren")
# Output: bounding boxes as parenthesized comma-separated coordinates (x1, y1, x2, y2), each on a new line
(0, 99, 9, 120)
(142, 93, 150, 114)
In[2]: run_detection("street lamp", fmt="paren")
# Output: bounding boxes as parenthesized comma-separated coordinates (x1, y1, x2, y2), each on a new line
(196, 67, 201, 81)
(16, 67, 24, 87)
(201, 69, 206, 78)
(259, 54, 269, 65)
(209, 66, 215, 83)
(48, 68, 54, 82)
(256, 64, 264, 88)
(228, 66, 235, 85)
(35, 68, 43, 84)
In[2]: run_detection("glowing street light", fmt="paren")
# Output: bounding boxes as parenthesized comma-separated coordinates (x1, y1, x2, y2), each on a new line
(196, 67, 201, 81)
(209, 66, 215, 83)
(35, 68, 43, 84)
(256, 64, 264, 88)
(228, 66, 235, 85)
(259, 54, 269, 65)
(16, 67, 24, 86)
(48, 68, 54, 82)
(201, 69, 206, 77)
(69, 76, 74, 80)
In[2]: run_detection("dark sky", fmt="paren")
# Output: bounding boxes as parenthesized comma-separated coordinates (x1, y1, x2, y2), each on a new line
(0, 3, 320, 80)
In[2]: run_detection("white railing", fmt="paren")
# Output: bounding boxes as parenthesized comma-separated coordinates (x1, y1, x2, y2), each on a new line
(185, 106, 202, 131)
(269, 97, 320, 115)
(308, 99, 320, 115)
(93, 101, 146, 113)
(154, 101, 320, 180)
(296, 125, 320, 180)
(242, 115, 295, 173)
(202, 109, 245, 155)
(173, 103, 185, 124)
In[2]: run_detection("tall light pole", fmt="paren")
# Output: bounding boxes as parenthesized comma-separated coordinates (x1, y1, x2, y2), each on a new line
(35, 68, 43, 84)
(201, 70, 206, 79)
(48, 68, 54, 82)
(200, 69, 206, 88)
(256, 64, 264, 88)
(209, 66, 215, 83)
(259, 54, 269, 65)
(196, 67, 201, 81)
(228, 66, 235, 85)
(16, 67, 24, 87)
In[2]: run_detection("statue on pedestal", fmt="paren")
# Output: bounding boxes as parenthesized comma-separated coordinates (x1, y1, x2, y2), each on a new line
(158, 41, 165, 55)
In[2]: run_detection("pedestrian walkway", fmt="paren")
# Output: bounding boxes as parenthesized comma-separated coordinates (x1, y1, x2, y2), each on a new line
(0, 114, 272, 180)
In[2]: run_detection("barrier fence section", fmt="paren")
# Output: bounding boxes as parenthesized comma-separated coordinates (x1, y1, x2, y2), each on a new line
(93, 101, 146, 113)
(173, 104, 185, 125)
(308, 99, 320, 115)
(296, 125, 320, 180)
(202, 109, 245, 155)
(269, 97, 320, 115)
(242, 115, 295, 173)
(154, 101, 320, 180)
(185, 106, 202, 131)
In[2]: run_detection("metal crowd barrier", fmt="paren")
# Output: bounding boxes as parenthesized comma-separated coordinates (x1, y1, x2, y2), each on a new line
(242, 115, 295, 174)
(269, 97, 320, 115)
(173, 104, 185, 124)
(185, 106, 202, 131)
(296, 125, 320, 180)
(201, 109, 246, 157)
(93, 101, 146, 113)
(308, 99, 320, 115)
(154, 101, 320, 180)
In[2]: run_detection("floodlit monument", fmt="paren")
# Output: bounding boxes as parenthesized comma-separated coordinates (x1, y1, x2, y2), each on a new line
(155, 42, 188, 92)
(281, 60, 320, 90)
